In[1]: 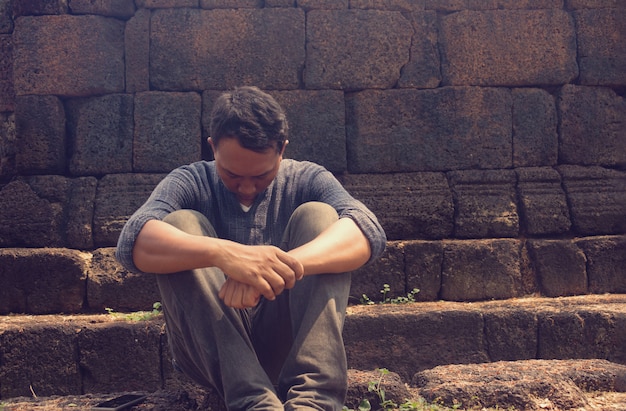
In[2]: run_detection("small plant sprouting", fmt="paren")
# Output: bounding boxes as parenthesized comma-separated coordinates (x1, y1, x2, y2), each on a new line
(360, 284, 420, 305)
(104, 302, 162, 321)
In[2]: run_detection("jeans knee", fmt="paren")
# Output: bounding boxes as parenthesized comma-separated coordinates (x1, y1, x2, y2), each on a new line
(163, 209, 216, 237)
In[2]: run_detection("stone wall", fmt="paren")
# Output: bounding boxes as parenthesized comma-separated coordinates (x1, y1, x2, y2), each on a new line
(0, 0, 624, 311)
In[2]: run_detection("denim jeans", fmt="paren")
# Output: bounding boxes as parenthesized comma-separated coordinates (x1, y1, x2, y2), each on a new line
(156, 202, 351, 410)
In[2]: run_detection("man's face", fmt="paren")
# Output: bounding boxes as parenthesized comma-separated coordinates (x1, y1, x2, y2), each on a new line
(209, 137, 286, 206)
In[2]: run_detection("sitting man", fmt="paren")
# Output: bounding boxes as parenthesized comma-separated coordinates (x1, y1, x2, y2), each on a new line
(116, 86, 386, 410)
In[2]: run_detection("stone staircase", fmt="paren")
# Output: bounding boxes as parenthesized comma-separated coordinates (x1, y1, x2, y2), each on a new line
(1, 236, 626, 410)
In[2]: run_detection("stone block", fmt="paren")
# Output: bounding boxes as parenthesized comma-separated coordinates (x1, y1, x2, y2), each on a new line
(527, 239, 587, 297)
(345, 88, 512, 173)
(136, 0, 198, 7)
(0, 324, 81, 398)
(12, 0, 68, 16)
(558, 165, 626, 235)
(67, 94, 134, 176)
(134, 91, 201, 173)
(93, 173, 166, 247)
(575, 8, 626, 86)
(575, 235, 626, 294)
(538, 310, 614, 361)
(0, 0, 13, 33)
(305, 10, 412, 89)
(350, 0, 424, 11)
(0, 35, 13, 111)
(512, 88, 558, 167)
(344, 306, 489, 380)
(0, 176, 97, 248)
(296, 0, 347, 10)
(78, 320, 162, 393)
(440, 10, 577, 86)
(558, 85, 626, 168)
(265, 0, 294, 6)
(69, 0, 135, 18)
(341, 172, 454, 240)
(87, 248, 161, 312)
(441, 239, 523, 301)
(566, 0, 625, 7)
(0, 112, 16, 177)
(484, 309, 538, 361)
(13, 15, 124, 96)
(449, 169, 519, 238)
(404, 240, 443, 302)
(350, 242, 405, 304)
(397, 11, 440, 89)
(124, 8, 150, 93)
(0, 248, 88, 314)
(272, 90, 347, 173)
(14, 95, 66, 175)
(150, 8, 303, 90)
(516, 167, 571, 236)
(200, 0, 262, 7)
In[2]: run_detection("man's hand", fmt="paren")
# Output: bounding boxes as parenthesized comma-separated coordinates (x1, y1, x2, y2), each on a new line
(219, 278, 262, 308)
(215, 243, 304, 302)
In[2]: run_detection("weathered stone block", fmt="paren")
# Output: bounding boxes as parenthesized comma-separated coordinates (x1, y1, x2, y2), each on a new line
(124, 8, 150, 93)
(527, 239, 587, 297)
(559, 165, 626, 235)
(0, 112, 16, 177)
(93, 173, 166, 247)
(0, 0, 13, 33)
(200, 0, 262, 7)
(15, 95, 66, 174)
(440, 10, 577, 86)
(566, 0, 625, 8)
(0, 35, 13, 111)
(516, 167, 571, 236)
(350, 0, 424, 11)
(12, 0, 68, 16)
(67, 94, 134, 176)
(404, 240, 443, 302)
(558, 85, 626, 168)
(484, 309, 538, 362)
(134, 91, 201, 173)
(538, 310, 614, 361)
(441, 239, 523, 301)
(397, 11, 440, 89)
(265, 0, 295, 6)
(136, 0, 198, 7)
(0, 248, 88, 314)
(350, 242, 405, 304)
(87, 248, 161, 312)
(0, 324, 81, 398)
(13, 15, 124, 96)
(449, 169, 519, 238)
(151, 8, 303, 90)
(305, 10, 412, 89)
(344, 306, 488, 380)
(0, 176, 97, 248)
(575, 235, 626, 294)
(78, 320, 162, 393)
(345, 88, 512, 173)
(69, 0, 135, 18)
(296, 0, 347, 10)
(512, 88, 558, 167)
(341, 172, 454, 240)
(575, 8, 626, 86)
(272, 90, 347, 173)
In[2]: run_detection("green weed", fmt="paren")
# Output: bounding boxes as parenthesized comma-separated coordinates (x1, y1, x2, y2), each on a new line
(104, 302, 162, 321)
(360, 284, 420, 305)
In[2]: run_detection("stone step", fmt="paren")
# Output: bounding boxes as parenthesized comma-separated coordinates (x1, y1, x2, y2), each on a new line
(1, 234, 625, 315)
(1, 294, 625, 401)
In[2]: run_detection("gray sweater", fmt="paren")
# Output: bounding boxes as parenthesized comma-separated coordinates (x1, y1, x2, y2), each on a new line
(115, 159, 387, 274)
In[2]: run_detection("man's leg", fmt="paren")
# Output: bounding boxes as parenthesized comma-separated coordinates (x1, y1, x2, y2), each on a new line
(156, 209, 282, 410)
(251, 202, 352, 410)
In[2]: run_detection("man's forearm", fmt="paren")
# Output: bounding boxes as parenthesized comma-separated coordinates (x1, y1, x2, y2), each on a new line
(287, 218, 372, 276)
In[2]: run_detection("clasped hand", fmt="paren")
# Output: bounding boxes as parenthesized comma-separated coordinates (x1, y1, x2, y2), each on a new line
(217, 243, 304, 309)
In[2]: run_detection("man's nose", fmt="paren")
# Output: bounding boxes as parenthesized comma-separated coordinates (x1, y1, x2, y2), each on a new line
(238, 180, 255, 194)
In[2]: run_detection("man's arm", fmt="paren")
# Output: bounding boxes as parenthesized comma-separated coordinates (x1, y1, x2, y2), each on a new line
(288, 217, 371, 276)
(132, 220, 303, 301)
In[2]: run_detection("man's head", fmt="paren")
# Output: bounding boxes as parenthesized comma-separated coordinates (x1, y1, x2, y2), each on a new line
(209, 86, 288, 153)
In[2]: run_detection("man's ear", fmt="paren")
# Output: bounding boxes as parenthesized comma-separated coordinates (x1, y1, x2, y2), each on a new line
(208, 137, 216, 152)
(280, 140, 289, 156)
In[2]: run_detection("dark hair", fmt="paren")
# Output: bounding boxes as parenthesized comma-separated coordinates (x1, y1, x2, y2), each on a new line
(210, 86, 288, 153)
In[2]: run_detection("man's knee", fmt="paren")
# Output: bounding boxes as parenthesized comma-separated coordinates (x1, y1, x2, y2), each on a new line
(163, 209, 216, 237)
(283, 202, 338, 249)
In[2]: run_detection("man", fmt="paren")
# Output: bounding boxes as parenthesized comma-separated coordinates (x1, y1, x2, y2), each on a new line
(116, 86, 386, 410)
